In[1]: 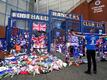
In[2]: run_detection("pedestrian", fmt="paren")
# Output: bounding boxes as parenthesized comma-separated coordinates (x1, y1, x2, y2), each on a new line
(85, 29, 99, 74)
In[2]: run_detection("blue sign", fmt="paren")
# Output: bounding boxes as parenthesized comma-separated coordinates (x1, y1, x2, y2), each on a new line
(11, 11, 49, 21)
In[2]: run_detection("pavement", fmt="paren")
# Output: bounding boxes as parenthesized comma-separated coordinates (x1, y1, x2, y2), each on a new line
(2, 61, 107, 80)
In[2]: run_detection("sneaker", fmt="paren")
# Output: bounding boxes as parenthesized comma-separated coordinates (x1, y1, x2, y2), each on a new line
(84, 71, 91, 74)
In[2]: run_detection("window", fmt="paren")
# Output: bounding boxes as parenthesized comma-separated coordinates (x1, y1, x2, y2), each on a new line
(26, 2, 29, 11)
(18, 8, 25, 11)
(0, 13, 5, 26)
(5, 15, 9, 26)
(0, 1, 6, 13)
(18, 0, 27, 10)
(6, 5, 17, 15)
(23, 0, 30, 2)
(1, 0, 6, 2)
(7, 0, 17, 6)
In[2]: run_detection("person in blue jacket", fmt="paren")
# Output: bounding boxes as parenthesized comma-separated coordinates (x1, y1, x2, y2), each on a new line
(85, 29, 99, 74)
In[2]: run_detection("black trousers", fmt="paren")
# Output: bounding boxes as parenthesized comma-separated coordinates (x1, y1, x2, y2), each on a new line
(69, 46, 74, 57)
(86, 50, 97, 72)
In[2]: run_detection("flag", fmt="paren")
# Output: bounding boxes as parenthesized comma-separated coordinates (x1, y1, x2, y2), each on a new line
(41, 24, 47, 31)
(32, 36, 46, 48)
(32, 36, 45, 42)
(32, 23, 41, 31)
(32, 23, 47, 31)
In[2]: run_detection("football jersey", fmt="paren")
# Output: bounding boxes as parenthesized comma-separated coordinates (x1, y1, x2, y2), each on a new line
(85, 34, 99, 50)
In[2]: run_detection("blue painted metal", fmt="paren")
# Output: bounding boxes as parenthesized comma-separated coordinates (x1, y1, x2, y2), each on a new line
(65, 20, 68, 43)
(6, 9, 106, 53)
(49, 10, 82, 45)
(7, 10, 50, 53)
(82, 20, 105, 34)
(80, 15, 83, 33)
(7, 17, 11, 51)
(27, 20, 33, 53)
(47, 10, 52, 52)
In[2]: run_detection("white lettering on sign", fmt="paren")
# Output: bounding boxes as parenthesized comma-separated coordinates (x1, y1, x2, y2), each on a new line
(12, 12, 30, 19)
(35, 15, 40, 20)
(83, 21, 104, 28)
(12, 12, 48, 21)
(52, 12, 66, 17)
(83, 21, 95, 27)
(72, 15, 79, 20)
(91, 0, 105, 13)
(12, 13, 16, 17)
(26, 14, 30, 18)
(31, 15, 36, 19)
(95, 0, 101, 5)
(52, 11, 80, 20)
(40, 16, 48, 21)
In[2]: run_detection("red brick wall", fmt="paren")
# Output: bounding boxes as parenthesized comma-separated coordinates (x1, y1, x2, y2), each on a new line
(71, 0, 107, 32)
(0, 26, 5, 38)
(71, 0, 107, 21)
(89, 0, 107, 22)
(71, 2, 89, 20)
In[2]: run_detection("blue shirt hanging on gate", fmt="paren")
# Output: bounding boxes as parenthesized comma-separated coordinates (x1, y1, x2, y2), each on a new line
(85, 34, 99, 50)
